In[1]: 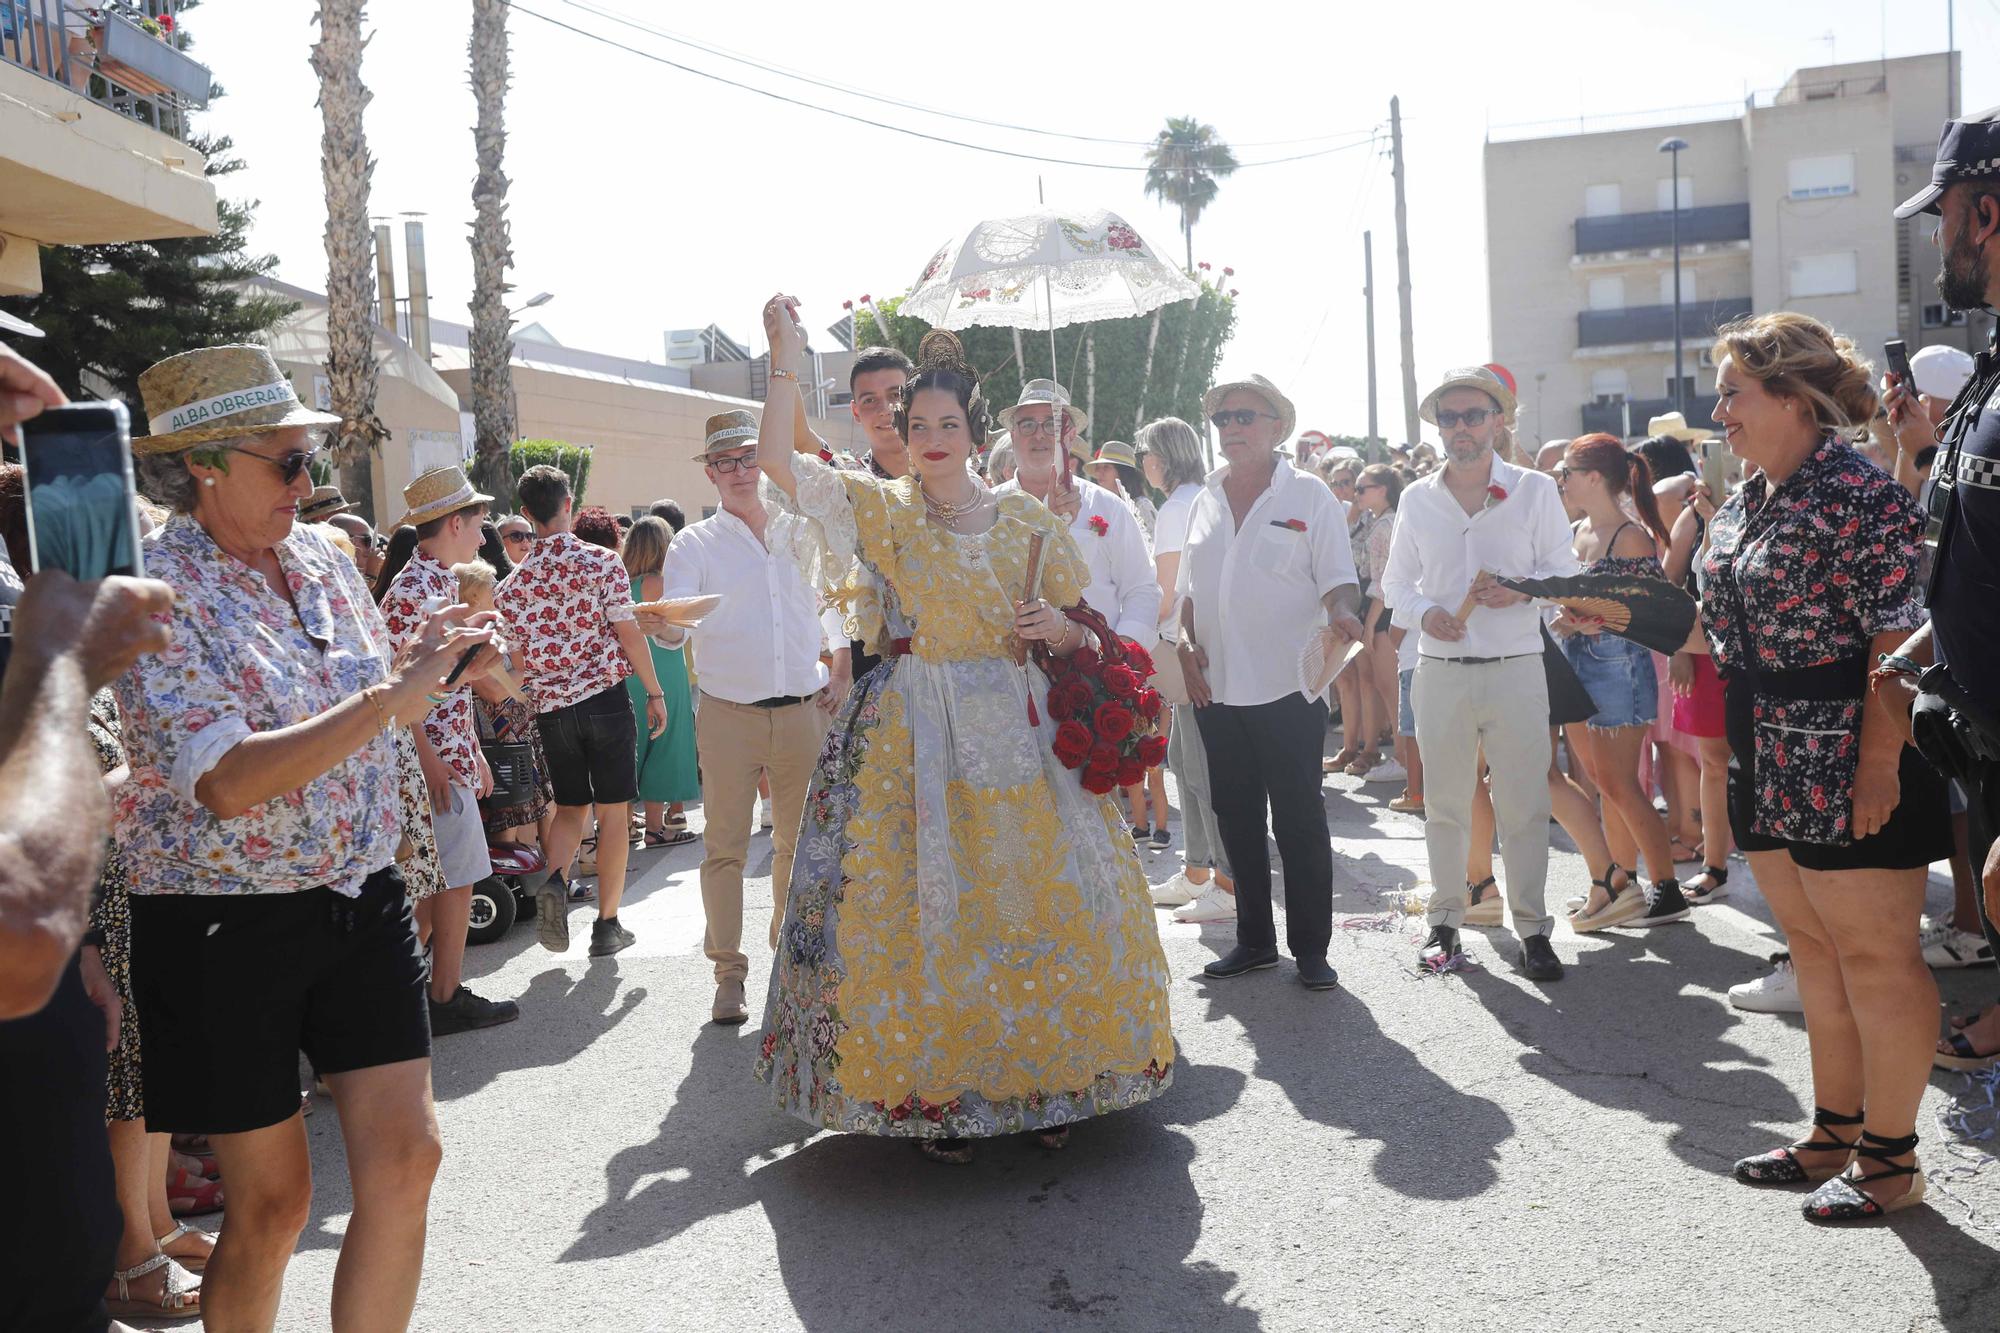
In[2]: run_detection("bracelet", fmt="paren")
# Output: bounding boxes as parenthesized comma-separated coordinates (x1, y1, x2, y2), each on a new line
(770, 367, 799, 382)
(647, 692, 665, 700)
(1876, 653, 1924, 677)
(364, 685, 393, 733)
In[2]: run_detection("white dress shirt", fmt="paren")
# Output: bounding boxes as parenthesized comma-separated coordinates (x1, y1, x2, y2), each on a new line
(658, 506, 832, 705)
(993, 475, 1161, 644)
(1381, 454, 1579, 660)
(1175, 456, 1360, 707)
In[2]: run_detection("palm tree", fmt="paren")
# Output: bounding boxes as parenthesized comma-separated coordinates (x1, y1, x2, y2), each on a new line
(1143, 117, 1238, 276)
(310, 1, 387, 522)
(468, 0, 518, 508)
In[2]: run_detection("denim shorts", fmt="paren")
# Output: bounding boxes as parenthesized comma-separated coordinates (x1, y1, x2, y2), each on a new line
(1398, 668, 1416, 738)
(1561, 632, 1657, 731)
(536, 682, 639, 806)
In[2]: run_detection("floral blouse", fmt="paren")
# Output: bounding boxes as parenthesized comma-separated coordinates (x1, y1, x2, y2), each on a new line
(1700, 437, 1926, 673)
(380, 549, 482, 788)
(1354, 508, 1395, 600)
(112, 517, 401, 897)
(494, 530, 637, 714)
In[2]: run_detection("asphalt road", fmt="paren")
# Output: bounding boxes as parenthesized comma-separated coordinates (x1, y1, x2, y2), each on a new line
(167, 744, 2000, 1332)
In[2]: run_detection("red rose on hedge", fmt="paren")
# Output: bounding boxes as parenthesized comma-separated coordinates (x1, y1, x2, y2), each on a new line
(1094, 703, 1136, 742)
(1137, 734, 1168, 766)
(1052, 721, 1092, 767)
(1115, 759, 1145, 787)
(1080, 769, 1119, 796)
(1085, 742, 1120, 776)
(1135, 688, 1163, 721)
(1101, 664, 1140, 700)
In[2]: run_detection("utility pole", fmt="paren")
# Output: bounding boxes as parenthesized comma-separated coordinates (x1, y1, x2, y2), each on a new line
(1390, 96, 1420, 453)
(1363, 229, 1380, 461)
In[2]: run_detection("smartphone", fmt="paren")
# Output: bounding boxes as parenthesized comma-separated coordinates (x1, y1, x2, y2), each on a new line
(1885, 339, 1913, 391)
(19, 401, 144, 579)
(1701, 436, 1729, 501)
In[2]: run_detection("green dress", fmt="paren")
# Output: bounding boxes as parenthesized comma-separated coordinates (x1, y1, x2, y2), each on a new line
(628, 575, 701, 803)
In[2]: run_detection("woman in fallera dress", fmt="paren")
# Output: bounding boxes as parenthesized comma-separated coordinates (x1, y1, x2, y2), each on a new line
(750, 297, 1173, 1163)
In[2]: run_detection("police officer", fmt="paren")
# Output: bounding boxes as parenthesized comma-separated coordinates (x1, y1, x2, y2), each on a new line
(1878, 106, 2000, 1073)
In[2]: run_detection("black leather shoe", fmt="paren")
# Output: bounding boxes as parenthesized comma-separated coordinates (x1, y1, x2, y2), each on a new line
(1420, 925, 1461, 968)
(1296, 956, 1340, 990)
(1519, 934, 1565, 981)
(1203, 944, 1280, 978)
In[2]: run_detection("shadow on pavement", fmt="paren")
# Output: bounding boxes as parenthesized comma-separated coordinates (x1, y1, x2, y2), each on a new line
(1895, 1204, 2000, 1329)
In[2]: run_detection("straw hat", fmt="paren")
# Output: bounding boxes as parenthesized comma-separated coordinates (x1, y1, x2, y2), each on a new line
(997, 378, 1090, 435)
(133, 344, 340, 455)
(694, 409, 759, 460)
(1203, 374, 1297, 444)
(1091, 440, 1139, 469)
(395, 465, 495, 529)
(297, 485, 355, 524)
(1420, 366, 1517, 427)
(1645, 411, 1709, 444)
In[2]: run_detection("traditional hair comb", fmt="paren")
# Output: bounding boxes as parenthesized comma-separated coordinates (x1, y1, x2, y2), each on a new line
(916, 328, 972, 374)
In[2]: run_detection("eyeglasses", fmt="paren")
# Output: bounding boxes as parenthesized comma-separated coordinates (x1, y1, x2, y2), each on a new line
(1433, 407, 1495, 429)
(1210, 409, 1279, 429)
(224, 442, 322, 486)
(1010, 417, 1068, 438)
(708, 454, 761, 475)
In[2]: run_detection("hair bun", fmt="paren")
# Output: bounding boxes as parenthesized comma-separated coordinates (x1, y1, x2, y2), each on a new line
(916, 329, 973, 376)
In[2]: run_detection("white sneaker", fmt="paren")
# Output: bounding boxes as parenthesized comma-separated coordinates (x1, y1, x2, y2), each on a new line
(1172, 885, 1238, 924)
(759, 798, 773, 830)
(1362, 757, 1408, 785)
(1923, 927, 1996, 969)
(1729, 953, 1803, 1014)
(1150, 871, 1201, 907)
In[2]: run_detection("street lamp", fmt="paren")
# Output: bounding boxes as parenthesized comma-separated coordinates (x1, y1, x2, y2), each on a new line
(1658, 136, 1690, 416)
(508, 291, 554, 319)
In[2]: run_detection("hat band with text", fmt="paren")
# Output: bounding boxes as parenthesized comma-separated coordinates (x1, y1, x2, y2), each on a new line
(149, 379, 300, 436)
(703, 425, 758, 449)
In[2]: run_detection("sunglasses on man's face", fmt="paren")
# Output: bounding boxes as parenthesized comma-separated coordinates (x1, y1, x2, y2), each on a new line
(226, 442, 323, 486)
(1210, 409, 1279, 429)
(1434, 407, 1495, 429)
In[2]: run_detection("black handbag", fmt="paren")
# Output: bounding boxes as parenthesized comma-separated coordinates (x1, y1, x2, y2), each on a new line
(475, 704, 538, 809)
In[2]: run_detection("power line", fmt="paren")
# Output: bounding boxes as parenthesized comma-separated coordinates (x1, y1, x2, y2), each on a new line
(560, 0, 1381, 152)
(503, 1, 1384, 172)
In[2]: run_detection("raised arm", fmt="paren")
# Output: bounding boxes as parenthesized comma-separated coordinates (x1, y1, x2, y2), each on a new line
(757, 292, 810, 500)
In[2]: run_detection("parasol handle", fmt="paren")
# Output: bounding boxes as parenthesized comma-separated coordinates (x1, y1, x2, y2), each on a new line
(1011, 532, 1048, 666)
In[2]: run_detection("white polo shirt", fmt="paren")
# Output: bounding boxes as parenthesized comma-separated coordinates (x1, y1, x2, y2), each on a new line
(993, 475, 1161, 644)
(1175, 457, 1360, 707)
(1380, 454, 1579, 660)
(657, 505, 833, 705)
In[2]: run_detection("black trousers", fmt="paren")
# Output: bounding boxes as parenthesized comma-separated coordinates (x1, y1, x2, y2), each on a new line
(1195, 694, 1334, 961)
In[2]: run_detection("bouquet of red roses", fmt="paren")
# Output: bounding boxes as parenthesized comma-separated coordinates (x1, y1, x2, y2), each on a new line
(1037, 604, 1168, 796)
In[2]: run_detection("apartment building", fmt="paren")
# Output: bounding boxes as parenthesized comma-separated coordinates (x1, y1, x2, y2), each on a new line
(1, 1, 217, 296)
(1485, 53, 1982, 445)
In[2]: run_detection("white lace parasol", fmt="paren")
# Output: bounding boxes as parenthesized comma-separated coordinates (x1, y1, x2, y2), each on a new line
(900, 208, 1200, 331)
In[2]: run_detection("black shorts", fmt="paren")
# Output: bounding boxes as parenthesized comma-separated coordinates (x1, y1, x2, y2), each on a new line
(129, 866, 430, 1135)
(1723, 671, 1952, 872)
(536, 681, 639, 806)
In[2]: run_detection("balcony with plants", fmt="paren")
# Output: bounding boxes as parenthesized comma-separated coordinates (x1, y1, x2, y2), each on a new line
(0, 1, 210, 140)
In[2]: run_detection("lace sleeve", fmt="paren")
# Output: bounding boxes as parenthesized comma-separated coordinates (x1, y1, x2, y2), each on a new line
(762, 453, 885, 599)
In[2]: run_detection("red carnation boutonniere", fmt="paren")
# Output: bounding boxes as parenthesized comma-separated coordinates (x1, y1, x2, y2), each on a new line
(1270, 518, 1308, 532)
(1087, 515, 1109, 536)
(1482, 483, 1508, 512)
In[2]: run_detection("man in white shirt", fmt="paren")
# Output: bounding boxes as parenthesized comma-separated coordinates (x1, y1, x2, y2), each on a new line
(653, 411, 842, 1026)
(993, 379, 1160, 645)
(1381, 367, 1580, 982)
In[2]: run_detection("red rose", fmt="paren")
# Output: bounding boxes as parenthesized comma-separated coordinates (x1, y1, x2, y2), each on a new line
(1485, 484, 1508, 504)
(1276, 517, 1307, 532)
(1048, 689, 1076, 722)
(1115, 759, 1145, 788)
(1072, 647, 1100, 672)
(1085, 742, 1120, 775)
(1136, 689, 1163, 721)
(1080, 769, 1119, 796)
(1053, 721, 1093, 767)
(1137, 734, 1169, 766)
(1088, 515, 1109, 536)
(1101, 664, 1140, 700)
(1058, 680, 1094, 716)
(1095, 703, 1137, 742)
(1122, 641, 1155, 677)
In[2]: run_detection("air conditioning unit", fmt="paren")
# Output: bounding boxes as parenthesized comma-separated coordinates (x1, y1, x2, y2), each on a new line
(1697, 349, 1719, 369)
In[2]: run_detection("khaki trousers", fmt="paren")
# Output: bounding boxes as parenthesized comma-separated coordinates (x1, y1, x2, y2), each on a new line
(694, 694, 826, 983)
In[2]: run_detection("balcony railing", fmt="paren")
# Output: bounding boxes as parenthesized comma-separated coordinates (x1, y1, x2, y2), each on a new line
(1575, 203, 1751, 256)
(1578, 296, 1753, 349)
(1581, 395, 1721, 438)
(0, 1, 208, 141)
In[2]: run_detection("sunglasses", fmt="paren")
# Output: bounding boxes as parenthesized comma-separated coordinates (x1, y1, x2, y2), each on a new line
(1356, 482, 1386, 493)
(225, 442, 322, 486)
(501, 531, 534, 545)
(1210, 409, 1279, 429)
(1433, 407, 1495, 429)
(709, 454, 761, 475)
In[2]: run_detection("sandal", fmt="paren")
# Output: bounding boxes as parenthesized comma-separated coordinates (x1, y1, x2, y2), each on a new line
(1949, 1005, 1997, 1032)
(1681, 864, 1730, 905)
(106, 1252, 201, 1320)
(1035, 1125, 1072, 1150)
(166, 1164, 224, 1217)
(157, 1221, 216, 1274)
(1732, 1106, 1863, 1185)
(643, 828, 698, 849)
(1669, 836, 1703, 865)
(1324, 747, 1361, 774)
(1566, 863, 1625, 915)
(917, 1137, 973, 1164)
(1934, 1028, 2000, 1072)
(1804, 1130, 1927, 1222)
(1343, 751, 1381, 776)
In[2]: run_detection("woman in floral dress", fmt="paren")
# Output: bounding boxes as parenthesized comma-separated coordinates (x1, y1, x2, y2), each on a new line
(749, 302, 1173, 1162)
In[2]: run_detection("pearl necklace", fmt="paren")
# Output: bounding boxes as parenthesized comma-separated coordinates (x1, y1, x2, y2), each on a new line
(923, 484, 983, 524)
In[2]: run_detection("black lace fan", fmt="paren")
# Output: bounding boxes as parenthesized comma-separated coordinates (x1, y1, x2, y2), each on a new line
(1496, 573, 1697, 656)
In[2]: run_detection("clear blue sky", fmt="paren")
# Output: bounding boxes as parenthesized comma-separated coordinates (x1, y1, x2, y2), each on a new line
(190, 0, 1993, 445)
